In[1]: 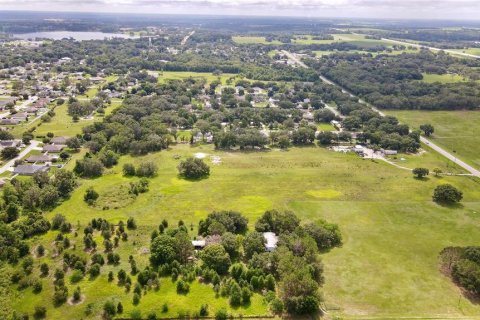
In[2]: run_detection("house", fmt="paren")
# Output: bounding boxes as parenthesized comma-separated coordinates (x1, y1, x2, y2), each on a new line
(0, 119, 19, 125)
(26, 155, 53, 163)
(383, 150, 398, 155)
(263, 232, 279, 252)
(0, 140, 21, 148)
(43, 144, 66, 153)
(192, 240, 206, 250)
(205, 132, 214, 144)
(13, 165, 49, 176)
(11, 112, 28, 122)
(50, 136, 69, 145)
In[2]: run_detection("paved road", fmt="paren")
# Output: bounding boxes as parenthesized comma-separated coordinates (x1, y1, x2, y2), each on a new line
(181, 31, 195, 46)
(284, 50, 480, 177)
(420, 136, 480, 177)
(380, 37, 480, 59)
(0, 140, 41, 175)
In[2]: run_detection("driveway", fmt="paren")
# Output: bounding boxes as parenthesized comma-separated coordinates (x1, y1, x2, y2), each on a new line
(0, 140, 41, 175)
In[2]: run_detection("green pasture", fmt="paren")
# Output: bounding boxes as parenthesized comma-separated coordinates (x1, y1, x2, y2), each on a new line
(389, 110, 480, 169)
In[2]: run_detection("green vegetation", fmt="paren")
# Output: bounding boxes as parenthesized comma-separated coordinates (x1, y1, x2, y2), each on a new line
(388, 110, 480, 168)
(232, 36, 282, 45)
(420, 73, 468, 83)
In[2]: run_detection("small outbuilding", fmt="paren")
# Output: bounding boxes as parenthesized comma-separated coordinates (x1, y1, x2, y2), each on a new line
(263, 232, 279, 252)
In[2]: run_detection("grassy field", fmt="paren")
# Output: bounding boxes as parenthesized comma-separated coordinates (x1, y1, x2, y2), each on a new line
(157, 71, 239, 85)
(452, 48, 480, 56)
(232, 36, 282, 45)
(420, 73, 468, 83)
(2, 142, 478, 318)
(388, 110, 480, 169)
(32, 99, 122, 138)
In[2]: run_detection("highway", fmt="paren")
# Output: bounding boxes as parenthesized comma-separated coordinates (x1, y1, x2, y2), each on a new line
(282, 50, 480, 177)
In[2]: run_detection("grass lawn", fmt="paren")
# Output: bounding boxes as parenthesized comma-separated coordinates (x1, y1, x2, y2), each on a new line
(232, 36, 282, 45)
(420, 73, 468, 83)
(317, 123, 336, 131)
(388, 110, 480, 169)
(157, 71, 239, 85)
(3, 143, 480, 318)
(33, 100, 122, 138)
(452, 48, 480, 56)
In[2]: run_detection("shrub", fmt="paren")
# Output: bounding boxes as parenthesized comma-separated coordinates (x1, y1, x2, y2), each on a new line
(131, 310, 142, 320)
(84, 187, 99, 205)
(215, 308, 228, 320)
(199, 304, 209, 316)
(70, 270, 84, 283)
(136, 161, 158, 177)
(33, 305, 47, 319)
(176, 279, 190, 294)
(133, 293, 140, 305)
(123, 163, 136, 176)
(103, 301, 116, 317)
(162, 303, 169, 313)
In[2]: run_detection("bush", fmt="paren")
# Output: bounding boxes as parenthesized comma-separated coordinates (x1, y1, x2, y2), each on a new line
(70, 270, 84, 283)
(176, 279, 190, 294)
(103, 301, 116, 317)
(433, 184, 463, 203)
(199, 304, 209, 316)
(123, 163, 136, 176)
(215, 308, 228, 320)
(33, 305, 47, 319)
(131, 310, 142, 320)
(133, 293, 140, 305)
(162, 303, 169, 313)
(177, 157, 210, 179)
(84, 187, 99, 205)
(136, 161, 158, 177)
(270, 298, 284, 314)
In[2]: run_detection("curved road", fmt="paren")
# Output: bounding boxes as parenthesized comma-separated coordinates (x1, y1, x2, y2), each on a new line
(282, 50, 480, 177)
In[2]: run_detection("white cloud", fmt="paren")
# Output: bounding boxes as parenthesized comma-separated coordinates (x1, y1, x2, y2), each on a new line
(2, 0, 480, 19)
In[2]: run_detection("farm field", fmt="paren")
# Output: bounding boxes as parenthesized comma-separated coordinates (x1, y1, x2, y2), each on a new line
(388, 110, 480, 169)
(4, 142, 480, 319)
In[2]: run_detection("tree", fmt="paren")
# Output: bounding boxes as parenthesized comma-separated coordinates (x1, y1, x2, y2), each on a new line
(243, 232, 266, 259)
(412, 167, 429, 179)
(221, 232, 240, 258)
(66, 137, 82, 151)
(52, 170, 77, 197)
(74, 158, 104, 178)
(1, 147, 19, 160)
(200, 244, 231, 274)
(215, 308, 228, 320)
(303, 221, 342, 251)
(433, 184, 463, 203)
(198, 211, 248, 236)
(150, 235, 177, 266)
(103, 301, 116, 318)
(175, 231, 194, 264)
(420, 124, 434, 137)
(84, 187, 99, 205)
(433, 168, 443, 176)
(177, 157, 210, 179)
(255, 210, 300, 234)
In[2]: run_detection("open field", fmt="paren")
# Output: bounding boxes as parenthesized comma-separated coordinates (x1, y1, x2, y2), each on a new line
(3, 142, 479, 318)
(157, 71, 239, 85)
(232, 36, 282, 45)
(452, 47, 480, 56)
(388, 110, 480, 169)
(420, 73, 468, 83)
(33, 99, 122, 138)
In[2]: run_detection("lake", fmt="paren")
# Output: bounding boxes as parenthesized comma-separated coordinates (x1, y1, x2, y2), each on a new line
(13, 31, 137, 41)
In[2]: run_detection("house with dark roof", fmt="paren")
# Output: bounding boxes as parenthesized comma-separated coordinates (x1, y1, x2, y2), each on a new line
(13, 165, 49, 176)
(26, 155, 53, 163)
(50, 136, 69, 145)
(0, 119, 19, 125)
(0, 140, 21, 148)
(43, 144, 66, 153)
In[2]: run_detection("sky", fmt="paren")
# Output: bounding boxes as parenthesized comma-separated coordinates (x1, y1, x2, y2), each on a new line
(1, 0, 480, 20)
